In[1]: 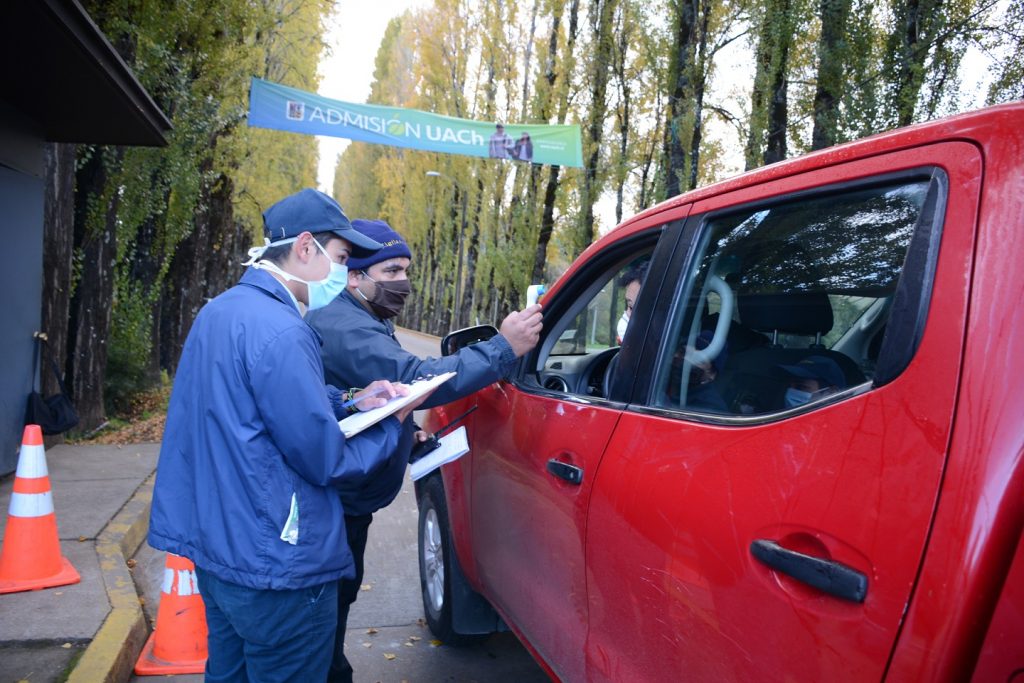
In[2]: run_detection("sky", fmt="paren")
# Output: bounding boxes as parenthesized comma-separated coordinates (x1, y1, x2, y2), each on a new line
(315, 0, 1000, 228)
(316, 0, 430, 194)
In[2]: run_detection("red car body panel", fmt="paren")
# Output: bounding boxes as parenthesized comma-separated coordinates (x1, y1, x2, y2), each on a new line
(424, 103, 1024, 681)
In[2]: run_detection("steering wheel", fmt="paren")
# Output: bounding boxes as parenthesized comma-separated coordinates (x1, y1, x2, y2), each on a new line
(602, 350, 621, 398)
(579, 347, 620, 398)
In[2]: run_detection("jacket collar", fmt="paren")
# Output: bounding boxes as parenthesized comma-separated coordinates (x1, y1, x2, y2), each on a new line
(240, 267, 300, 312)
(240, 268, 326, 344)
(339, 289, 397, 337)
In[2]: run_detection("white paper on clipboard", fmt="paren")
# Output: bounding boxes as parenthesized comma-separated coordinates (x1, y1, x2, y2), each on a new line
(338, 372, 456, 438)
(410, 426, 470, 481)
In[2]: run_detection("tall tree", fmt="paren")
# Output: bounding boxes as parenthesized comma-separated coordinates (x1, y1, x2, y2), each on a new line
(810, 0, 852, 149)
(663, 0, 700, 195)
(745, 0, 798, 168)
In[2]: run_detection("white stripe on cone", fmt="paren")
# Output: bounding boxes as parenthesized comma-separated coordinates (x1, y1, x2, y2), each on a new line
(161, 566, 200, 596)
(14, 444, 48, 479)
(8, 491, 54, 517)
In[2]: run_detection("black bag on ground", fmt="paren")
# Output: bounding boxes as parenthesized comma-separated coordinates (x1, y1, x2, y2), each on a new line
(25, 335, 79, 435)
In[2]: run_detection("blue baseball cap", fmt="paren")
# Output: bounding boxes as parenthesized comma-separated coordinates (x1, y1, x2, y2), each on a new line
(346, 219, 413, 271)
(779, 355, 847, 390)
(262, 189, 382, 258)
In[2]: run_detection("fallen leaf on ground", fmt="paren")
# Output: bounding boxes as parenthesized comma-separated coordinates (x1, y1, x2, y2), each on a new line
(78, 536, 87, 542)
(408, 636, 421, 641)
(366, 627, 379, 634)
(430, 639, 443, 647)
(362, 642, 373, 649)
(384, 653, 397, 661)
(403, 642, 414, 647)
(54, 591, 63, 596)
(126, 558, 137, 568)
(360, 584, 372, 591)
(61, 643, 72, 649)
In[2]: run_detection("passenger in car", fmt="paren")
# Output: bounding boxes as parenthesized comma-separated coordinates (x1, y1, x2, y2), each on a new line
(779, 355, 848, 408)
(686, 330, 730, 412)
(616, 261, 648, 344)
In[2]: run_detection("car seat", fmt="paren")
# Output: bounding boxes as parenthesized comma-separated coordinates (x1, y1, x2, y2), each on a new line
(718, 291, 865, 414)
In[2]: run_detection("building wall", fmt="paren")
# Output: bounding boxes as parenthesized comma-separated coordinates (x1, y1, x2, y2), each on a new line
(0, 117, 44, 475)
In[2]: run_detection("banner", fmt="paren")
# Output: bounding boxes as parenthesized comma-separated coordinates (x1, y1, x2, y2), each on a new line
(247, 78, 583, 168)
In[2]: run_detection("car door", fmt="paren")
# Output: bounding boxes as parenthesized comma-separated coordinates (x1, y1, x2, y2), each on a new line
(466, 214, 687, 682)
(584, 143, 981, 681)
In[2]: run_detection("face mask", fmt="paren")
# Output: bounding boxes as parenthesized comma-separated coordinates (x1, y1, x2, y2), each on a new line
(784, 387, 813, 408)
(616, 312, 630, 342)
(248, 238, 347, 312)
(357, 272, 412, 319)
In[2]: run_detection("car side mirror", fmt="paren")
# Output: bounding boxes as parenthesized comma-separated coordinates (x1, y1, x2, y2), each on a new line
(441, 325, 499, 357)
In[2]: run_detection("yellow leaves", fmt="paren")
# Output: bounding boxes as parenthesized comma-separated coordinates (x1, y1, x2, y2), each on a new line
(384, 652, 397, 660)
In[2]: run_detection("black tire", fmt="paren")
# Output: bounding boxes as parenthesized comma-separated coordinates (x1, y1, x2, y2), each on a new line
(417, 475, 487, 645)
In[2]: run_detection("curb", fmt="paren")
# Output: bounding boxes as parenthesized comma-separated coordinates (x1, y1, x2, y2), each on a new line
(67, 473, 154, 683)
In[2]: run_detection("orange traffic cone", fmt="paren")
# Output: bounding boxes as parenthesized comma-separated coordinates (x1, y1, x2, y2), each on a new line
(134, 553, 208, 675)
(0, 424, 80, 593)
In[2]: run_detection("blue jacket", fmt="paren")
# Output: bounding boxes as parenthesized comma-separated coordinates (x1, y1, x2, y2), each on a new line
(148, 269, 402, 590)
(306, 290, 517, 516)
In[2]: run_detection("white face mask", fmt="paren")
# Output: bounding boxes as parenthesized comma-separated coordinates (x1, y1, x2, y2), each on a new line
(244, 237, 347, 311)
(616, 311, 630, 342)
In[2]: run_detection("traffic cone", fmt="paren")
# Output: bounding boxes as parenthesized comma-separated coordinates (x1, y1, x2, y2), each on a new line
(0, 424, 80, 593)
(134, 553, 208, 675)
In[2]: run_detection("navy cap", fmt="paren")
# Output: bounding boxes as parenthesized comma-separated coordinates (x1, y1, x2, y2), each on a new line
(346, 219, 413, 271)
(262, 189, 382, 258)
(779, 355, 847, 390)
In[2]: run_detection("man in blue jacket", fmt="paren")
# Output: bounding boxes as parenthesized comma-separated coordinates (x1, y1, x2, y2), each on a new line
(149, 190, 434, 682)
(306, 219, 542, 683)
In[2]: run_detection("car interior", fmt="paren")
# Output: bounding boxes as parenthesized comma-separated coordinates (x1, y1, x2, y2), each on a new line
(533, 177, 932, 419)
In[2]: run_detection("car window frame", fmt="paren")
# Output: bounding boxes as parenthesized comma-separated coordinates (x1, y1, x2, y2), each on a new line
(627, 166, 949, 425)
(513, 216, 687, 407)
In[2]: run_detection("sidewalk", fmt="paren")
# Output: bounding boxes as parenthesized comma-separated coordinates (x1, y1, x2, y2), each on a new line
(0, 442, 159, 683)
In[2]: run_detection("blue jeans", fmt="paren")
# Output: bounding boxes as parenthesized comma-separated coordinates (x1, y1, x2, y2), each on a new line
(195, 567, 338, 683)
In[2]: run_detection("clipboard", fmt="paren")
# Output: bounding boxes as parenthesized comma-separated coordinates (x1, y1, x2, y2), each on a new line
(410, 426, 469, 481)
(338, 372, 456, 438)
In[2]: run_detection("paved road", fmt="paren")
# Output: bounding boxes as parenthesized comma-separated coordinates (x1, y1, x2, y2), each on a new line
(131, 328, 549, 683)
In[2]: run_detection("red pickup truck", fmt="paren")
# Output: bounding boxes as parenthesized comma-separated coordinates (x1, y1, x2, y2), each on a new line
(416, 102, 1024, 682)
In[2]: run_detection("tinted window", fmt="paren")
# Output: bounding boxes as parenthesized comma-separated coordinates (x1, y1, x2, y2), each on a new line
(651, 180, 932, 417)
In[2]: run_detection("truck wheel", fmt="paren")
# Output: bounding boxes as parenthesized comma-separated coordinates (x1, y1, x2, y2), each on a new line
(417, 475, 486, 645)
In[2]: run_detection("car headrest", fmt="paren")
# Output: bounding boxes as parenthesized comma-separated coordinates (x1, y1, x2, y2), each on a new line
(738, 292, 834, 335)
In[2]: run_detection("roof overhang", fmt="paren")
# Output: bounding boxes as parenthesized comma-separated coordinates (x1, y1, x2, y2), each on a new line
(2, 0, 172, 146)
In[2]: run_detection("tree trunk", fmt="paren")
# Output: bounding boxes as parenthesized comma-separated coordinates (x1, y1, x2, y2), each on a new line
(888, 0, 927, 127)
(688, 0, 712, 190)
(70, 148, 123, 431)
(576, 0, 619, 256)
(663, 0, 699, 197)
(41, 143, 76, 399)
(811, 0, 851, 149)
(745, 0, 794, 169)
(533, 0, 580, 283)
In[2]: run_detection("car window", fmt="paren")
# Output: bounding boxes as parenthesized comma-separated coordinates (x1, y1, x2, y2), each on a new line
(650, 178, 934, 417)
(537, 249, 654, 397)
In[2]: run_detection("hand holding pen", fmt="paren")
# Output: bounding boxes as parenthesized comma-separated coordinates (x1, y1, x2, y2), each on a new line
(344, 380, 409, 412)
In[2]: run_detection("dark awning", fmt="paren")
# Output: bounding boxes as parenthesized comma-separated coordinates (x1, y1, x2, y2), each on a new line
(2, 0, 172, 146)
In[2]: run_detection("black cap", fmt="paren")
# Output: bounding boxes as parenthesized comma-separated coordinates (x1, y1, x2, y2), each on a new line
(778, 355, 847, 390)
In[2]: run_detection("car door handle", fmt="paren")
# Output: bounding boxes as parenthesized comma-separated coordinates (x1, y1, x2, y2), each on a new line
(546, 459, 583, 485)
(750, 539, 868, 603)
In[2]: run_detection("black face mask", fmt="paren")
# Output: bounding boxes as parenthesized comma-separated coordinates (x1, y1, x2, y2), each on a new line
(359, 273, 412, 319)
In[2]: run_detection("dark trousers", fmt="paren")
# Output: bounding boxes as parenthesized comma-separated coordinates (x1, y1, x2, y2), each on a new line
(196, 567, 337, 683)
(327, 512, 374, 683)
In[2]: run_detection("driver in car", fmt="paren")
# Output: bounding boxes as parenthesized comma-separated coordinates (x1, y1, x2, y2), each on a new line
(306, 218, 542, 683)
